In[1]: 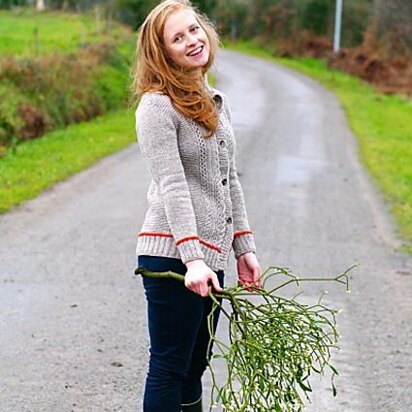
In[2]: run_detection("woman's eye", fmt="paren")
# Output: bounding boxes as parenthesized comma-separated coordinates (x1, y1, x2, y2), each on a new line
(174, 36, 182, 43)
(191, 26, 200, 33)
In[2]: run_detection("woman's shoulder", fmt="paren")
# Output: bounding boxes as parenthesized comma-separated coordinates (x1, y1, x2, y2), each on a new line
(138, 91, 173, 110)
(136, 92, 179, 121)
(136, 92, 183, 129)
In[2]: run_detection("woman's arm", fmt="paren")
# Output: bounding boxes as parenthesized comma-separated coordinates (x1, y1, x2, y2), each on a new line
(136, 94, 204, 264)
(228, 146, 262, 287)
(223, 99, 257, 259)
(224, 97, 262, 287)
(137, 94, 222, 296)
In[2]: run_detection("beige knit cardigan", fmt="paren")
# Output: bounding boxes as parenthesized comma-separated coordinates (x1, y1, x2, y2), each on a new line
(135, 86, 256, 271)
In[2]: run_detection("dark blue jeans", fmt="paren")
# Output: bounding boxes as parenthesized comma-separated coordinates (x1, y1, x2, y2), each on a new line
(138, 255, 224, 412)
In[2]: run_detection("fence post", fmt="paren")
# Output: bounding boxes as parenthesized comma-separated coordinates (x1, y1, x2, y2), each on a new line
(333, 0, 343, 53)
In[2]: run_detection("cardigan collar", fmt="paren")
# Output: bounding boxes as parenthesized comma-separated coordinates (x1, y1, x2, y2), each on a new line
(205, 83, 223, 111)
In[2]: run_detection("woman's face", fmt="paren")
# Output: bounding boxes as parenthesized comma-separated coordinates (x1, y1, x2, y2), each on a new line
(163, 8, 210, 71)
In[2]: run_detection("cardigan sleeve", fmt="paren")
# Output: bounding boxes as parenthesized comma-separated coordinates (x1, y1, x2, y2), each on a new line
(224, 99, 257, 258)
(136, 94, 204, 264)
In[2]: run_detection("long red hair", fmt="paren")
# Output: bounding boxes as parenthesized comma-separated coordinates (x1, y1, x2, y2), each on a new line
(131, 0, 220, 137)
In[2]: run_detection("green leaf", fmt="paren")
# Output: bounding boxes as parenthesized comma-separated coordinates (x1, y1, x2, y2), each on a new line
(298, 381, 313, 393)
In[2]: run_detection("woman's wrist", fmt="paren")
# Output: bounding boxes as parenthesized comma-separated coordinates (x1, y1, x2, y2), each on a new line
(237, 251, 255, 259)
(185, 258, 205, 269)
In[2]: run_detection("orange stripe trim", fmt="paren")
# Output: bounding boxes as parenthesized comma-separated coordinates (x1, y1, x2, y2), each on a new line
(234, 230, 253, 238)
(199, 239, 221, 253)
(138, 232, 173, 238)
(176, 236, 199, 246)
(138, 232, 222, 253)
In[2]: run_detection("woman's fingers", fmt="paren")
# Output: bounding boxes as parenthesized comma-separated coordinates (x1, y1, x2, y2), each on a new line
(185, 272, 222, 296)
(200, 283, 209, 297)
(253, 268, 262, 287)
(210, 273, 223, 293)
(238, 268, 262, 290)
(184, 259, 223, 296)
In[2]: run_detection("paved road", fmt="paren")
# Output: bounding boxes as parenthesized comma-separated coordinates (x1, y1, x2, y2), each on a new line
(1, 50, 411, 411)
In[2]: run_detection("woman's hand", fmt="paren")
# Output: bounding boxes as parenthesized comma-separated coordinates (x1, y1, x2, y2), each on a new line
(237, 252, 262, 290)
(185, 259, 223, 297)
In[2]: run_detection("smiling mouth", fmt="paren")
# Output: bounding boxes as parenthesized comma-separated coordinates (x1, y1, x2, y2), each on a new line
(187, 45, 204, 57)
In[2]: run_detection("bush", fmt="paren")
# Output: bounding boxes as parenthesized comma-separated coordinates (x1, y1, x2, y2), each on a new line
(0, 82, 28, 147)
(0, 0, 26, 9)
(0, 42, 131, 148)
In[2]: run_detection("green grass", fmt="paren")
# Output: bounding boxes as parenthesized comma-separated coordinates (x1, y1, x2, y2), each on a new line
(0, 9, 137, 212)
(0, 109, 135, 212)
(226, 41, 412, 247)
(0, 9, 131, 56)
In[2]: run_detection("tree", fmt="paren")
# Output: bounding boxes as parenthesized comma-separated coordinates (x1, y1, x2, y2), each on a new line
(192, 0, 217, 17)
(301, 0, 330, 36)
(370, 0, 412, 56)
(36, 0, 45, 11)
(113, 0, 158, 28)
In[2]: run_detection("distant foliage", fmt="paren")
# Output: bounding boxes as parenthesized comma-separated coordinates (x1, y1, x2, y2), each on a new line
(0, 8, 133, 151)
(191, 0, 216, 16)
(368, 0, 412, 58)
(0, 43, 131, 148)
(113, 0, 158, 28)
(0, 0, 26, 8)
(214, 0, 411, 58)
(300, 0, 332, 36)
(47, 0, 79, 10)
(5, 0, 410, 60)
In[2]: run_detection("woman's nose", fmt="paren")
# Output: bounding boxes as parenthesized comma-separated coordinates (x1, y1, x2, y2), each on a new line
(186, 32, 197, 46)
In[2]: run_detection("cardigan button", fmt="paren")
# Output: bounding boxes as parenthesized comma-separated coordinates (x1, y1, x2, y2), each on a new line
(226, 217, 232, 224)
(219, 140, 225, 147)
(222, 178, 227, 186)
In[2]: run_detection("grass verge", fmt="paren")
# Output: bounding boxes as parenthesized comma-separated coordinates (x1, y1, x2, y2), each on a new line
(0, 8, 135, 149)
(0, 9, 130, 56)
(0, 109, 135, 212)
(226, 41, 412, 249)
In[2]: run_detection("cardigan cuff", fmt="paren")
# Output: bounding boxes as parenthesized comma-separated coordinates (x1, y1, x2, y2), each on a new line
(232, 232, 256, 259)
(176, 237, 205, 264)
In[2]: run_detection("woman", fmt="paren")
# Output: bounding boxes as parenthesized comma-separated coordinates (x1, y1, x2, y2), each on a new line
(132, 1, 262, 411)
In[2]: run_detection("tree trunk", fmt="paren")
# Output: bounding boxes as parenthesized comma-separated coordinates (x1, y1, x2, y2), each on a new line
(36, 0, 46, 12)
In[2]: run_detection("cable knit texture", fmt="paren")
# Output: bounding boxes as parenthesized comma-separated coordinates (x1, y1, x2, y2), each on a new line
(135, 86, 256, 271)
